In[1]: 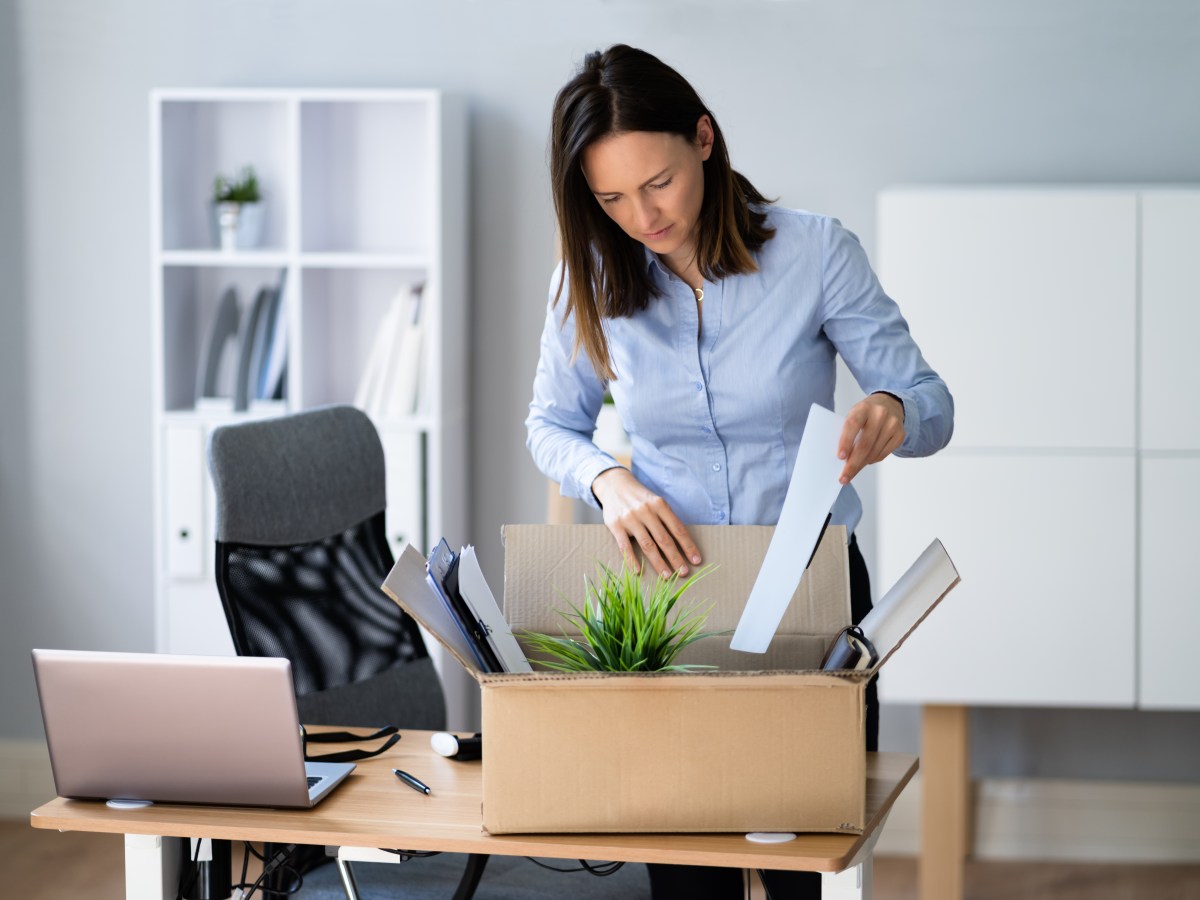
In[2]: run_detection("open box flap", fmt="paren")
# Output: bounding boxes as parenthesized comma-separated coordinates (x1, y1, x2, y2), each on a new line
(501, 523, 851, 671)
(381, 544, 484, 679)
(865, 538, 961, 675)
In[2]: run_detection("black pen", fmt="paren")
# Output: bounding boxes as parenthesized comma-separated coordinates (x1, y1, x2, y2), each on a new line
(392, 768, 431, 795)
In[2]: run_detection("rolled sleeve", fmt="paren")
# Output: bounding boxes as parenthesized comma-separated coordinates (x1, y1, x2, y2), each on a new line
(820, 219, 954, 458)
(525, 264, 616, 507)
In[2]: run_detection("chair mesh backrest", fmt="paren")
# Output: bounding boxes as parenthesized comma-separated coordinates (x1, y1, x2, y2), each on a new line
(207, 405, 430, 700)
(215, 514, 426, 697)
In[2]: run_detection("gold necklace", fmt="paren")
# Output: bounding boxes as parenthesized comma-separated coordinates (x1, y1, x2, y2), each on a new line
(694, 287, 704, 303)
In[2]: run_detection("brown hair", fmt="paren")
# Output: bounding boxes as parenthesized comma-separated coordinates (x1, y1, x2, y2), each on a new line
(549, 44, 775, 381)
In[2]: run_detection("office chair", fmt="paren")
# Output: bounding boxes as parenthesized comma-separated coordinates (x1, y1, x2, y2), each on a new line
(206, 404, 487, 900)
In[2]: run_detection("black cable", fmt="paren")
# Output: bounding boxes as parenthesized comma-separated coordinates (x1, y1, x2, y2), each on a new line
(379, 848, 443, 859)
(277, 864, 304, 894)
(238, 861, 273, 900)
(175, 837, 204, 900)
(523, 857, 625, 876)
(237, 841, 304, 893)
(239, 843, 250, 897)
(236, 843, 303, 899)
(755, 869, 776, 900)
(236, 869, 301, 897)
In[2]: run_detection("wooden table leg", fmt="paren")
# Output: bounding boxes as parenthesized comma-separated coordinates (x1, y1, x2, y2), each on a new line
(919, 704, 970, 900)
(547, 481, 575, 525)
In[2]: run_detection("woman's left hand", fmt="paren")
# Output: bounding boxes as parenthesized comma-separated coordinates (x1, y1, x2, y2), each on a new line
(837, 393, 905, 485)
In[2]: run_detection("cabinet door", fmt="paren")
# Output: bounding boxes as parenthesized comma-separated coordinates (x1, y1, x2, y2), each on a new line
(876, 453, 1136, 707)
(1140, 458, 1200, 709)
(164, 581, 235, 657)
(379, 427, 426, 557)
(877, 189, 1137, 450)
(163, 424, 205, 578)
(1141, 191, 1200, 451)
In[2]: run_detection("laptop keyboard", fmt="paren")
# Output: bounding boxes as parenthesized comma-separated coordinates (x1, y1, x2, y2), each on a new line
(307, 776, 324, 788)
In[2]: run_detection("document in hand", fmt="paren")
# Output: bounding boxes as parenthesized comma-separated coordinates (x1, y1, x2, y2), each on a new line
(731, 404, 846, 653)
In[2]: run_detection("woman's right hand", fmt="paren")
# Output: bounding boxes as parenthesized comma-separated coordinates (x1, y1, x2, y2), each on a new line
(591, 467, 702, 578)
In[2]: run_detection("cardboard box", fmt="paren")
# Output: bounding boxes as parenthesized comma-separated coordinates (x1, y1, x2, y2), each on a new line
(383, 524, 957, 835)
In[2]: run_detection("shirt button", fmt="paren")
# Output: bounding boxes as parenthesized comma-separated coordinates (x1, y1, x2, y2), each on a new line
(694, 382, 703, 392)
(718, 511, 727, 521)
(701, 426, 711, 434)
(712, 463, 722, 472)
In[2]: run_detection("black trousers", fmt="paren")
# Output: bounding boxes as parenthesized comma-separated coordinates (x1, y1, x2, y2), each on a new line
(646, 534, 878, 900)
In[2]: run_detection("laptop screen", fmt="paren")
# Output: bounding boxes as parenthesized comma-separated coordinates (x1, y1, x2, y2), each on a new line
(32, 649, 323, 808)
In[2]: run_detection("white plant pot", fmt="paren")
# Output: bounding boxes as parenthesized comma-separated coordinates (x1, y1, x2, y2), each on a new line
(211, 201, 265, 251)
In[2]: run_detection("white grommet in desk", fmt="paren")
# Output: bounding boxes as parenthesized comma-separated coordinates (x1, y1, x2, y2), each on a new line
(745, 832, 796, 843)
(106, 799, 153, 809)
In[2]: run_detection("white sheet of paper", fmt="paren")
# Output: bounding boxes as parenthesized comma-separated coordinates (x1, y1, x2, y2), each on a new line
(730, 404, 847, 653)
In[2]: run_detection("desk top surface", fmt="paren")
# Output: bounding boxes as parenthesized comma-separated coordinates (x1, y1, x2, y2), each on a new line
(30, 730, 917, 872)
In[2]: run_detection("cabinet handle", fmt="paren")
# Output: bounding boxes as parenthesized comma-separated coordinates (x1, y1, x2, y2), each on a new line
(178, 529, 190, 540)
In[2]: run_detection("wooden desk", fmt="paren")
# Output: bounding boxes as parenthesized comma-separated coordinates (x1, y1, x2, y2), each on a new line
(31, 732, 917, 900)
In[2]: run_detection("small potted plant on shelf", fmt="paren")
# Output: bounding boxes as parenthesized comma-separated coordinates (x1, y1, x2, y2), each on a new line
(212, 165, 264, 252)
(522, 562, 722, 672)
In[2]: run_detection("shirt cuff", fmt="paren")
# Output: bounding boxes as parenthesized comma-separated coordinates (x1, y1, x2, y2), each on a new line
(884, 389, 921, 455)
(571, 452, 623, 511)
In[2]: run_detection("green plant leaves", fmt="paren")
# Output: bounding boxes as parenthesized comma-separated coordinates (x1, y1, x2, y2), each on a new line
(522, 562, 725, 673)
(213, 166, 261, 204)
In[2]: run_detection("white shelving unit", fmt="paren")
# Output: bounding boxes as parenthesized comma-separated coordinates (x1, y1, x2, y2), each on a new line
(149, 90, 468, 687)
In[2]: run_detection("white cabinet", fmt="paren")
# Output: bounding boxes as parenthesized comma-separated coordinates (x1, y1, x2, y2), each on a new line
(1138, 194, 1200, 709)
(162, 423, 205, 580)
(1141, 193, 1200, 451)
(876, 189, 1137, 450)
(876, 454, 1136, 706)
(150, 89, 467, 658)
(876, 186, 1200, 711)
(1140, 461, 1200, 709)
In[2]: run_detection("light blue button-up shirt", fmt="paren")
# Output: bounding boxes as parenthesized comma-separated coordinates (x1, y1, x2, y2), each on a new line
(526, 206, 954, 533)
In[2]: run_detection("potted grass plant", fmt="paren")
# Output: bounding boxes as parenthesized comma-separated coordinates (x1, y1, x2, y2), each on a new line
(522, 562, 723, 672)
(212, 165, 264, 252)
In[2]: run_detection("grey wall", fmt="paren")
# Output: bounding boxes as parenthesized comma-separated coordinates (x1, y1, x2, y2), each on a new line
(3, 0, 1199, 781)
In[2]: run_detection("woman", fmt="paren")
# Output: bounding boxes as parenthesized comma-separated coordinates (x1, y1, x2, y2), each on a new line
(526, 44, 953, 898)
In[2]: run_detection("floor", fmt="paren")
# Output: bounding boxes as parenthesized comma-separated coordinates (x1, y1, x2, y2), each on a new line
(6, 821, 1200, 900)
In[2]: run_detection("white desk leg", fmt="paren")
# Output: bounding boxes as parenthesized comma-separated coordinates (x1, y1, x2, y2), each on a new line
(124, 834, 183, 900)
(820, 806, 888, 900)
(822, 857, 873, 900)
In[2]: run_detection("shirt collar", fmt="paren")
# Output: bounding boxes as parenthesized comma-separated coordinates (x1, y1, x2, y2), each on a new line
(643, 244, 665, 275)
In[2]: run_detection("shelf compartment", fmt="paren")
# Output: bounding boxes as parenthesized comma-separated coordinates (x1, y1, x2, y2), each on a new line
(159, 98, 292, 252)
(161, 265, 290, 413)
(298, 266, 428, 412)
(300, 99, 434, 255)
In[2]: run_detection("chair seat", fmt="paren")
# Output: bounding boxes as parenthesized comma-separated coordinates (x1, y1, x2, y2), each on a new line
(297, 656, 446, 731)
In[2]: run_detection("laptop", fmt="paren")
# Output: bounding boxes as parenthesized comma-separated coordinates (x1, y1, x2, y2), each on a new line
(31, 649, 355, 809)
